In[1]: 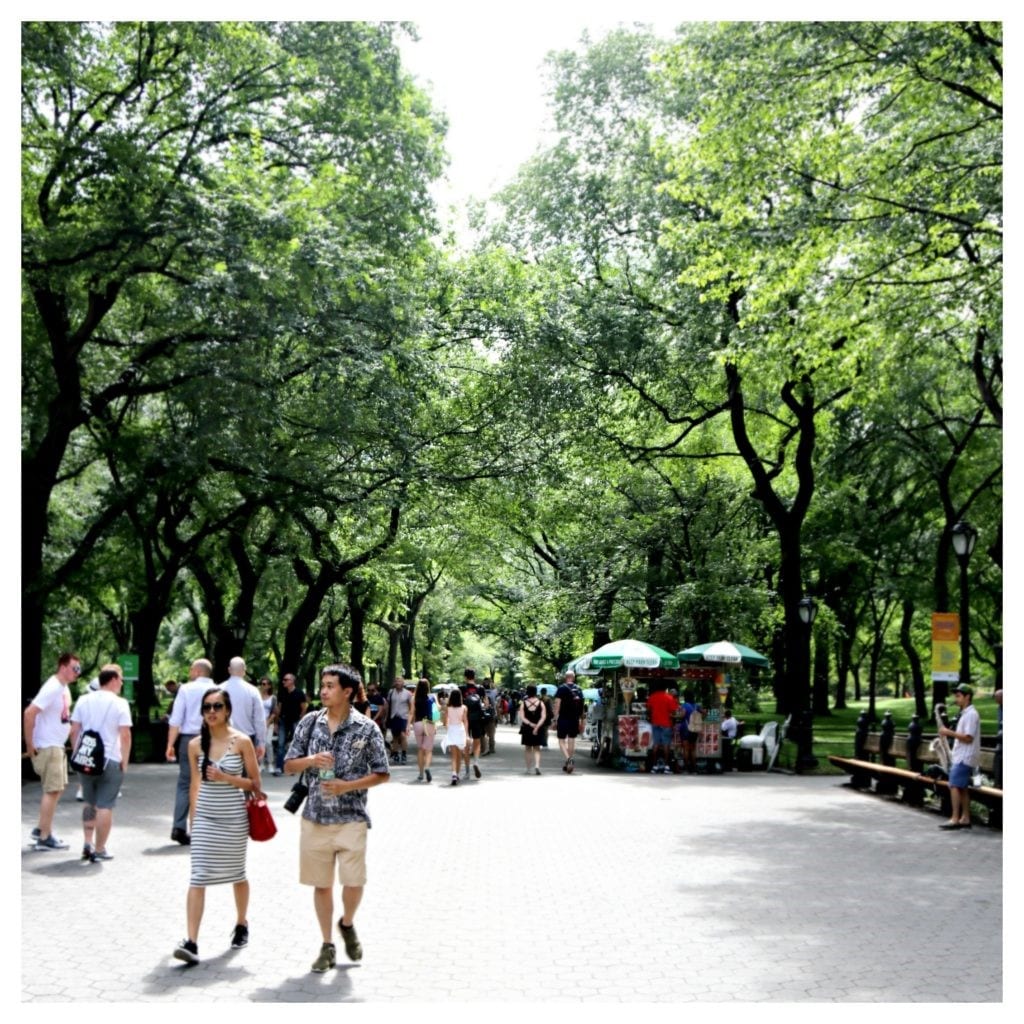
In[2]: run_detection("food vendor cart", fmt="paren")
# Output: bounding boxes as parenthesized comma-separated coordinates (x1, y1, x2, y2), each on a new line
(572, 638, 770, 771)
(568, 640, 686, 768)
(676, 640, 772, 770)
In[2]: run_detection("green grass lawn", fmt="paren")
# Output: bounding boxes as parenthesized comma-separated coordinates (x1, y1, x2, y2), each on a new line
(738, 695, 1000, 774)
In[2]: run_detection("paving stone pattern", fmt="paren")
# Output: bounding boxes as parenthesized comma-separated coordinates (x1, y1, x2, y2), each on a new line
(21, 725, 1002, 1003)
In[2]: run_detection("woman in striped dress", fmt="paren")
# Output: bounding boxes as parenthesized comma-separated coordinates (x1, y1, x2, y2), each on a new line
(173, 687, 262, 965)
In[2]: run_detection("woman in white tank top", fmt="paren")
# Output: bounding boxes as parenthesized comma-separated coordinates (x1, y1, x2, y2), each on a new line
(443, 688, 468, 785)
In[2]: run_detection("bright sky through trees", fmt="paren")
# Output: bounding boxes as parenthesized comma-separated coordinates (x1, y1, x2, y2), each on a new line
(396, 5, 681, 234)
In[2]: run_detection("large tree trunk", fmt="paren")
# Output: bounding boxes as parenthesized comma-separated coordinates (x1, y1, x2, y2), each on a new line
(347, 584, 372, 681)
(282, 570, 335, 681)
(900, 599, 928, 718)
(725, 361, 819, 720)
(129, 603, 165, 722)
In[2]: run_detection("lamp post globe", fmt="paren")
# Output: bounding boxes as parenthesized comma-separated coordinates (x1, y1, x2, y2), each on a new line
(951, 520, 978, 562)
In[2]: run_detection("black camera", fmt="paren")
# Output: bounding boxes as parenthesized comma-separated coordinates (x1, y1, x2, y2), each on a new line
(283, 779, 309, 814)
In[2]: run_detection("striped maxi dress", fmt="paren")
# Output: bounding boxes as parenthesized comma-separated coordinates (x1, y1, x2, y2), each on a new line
(189, 749, 248, 887)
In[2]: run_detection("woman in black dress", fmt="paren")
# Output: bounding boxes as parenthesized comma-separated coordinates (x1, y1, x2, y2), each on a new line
(519, 685, 547, 775)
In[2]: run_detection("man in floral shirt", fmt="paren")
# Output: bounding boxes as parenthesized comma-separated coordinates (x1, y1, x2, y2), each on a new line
(285, 664, 390, 972)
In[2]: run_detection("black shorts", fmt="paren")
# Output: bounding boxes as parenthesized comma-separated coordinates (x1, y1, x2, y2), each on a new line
(468, 719, 485, 740)
(556, 718, 580, 740)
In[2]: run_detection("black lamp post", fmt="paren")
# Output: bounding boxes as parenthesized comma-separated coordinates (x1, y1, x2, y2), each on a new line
(796, 596, 819, 770)
(951, 520, 978, 688)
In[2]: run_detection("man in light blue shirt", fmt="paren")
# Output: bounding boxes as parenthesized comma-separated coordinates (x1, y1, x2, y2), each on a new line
(165, 658, 215, 844)
(221, 656, 267, 761)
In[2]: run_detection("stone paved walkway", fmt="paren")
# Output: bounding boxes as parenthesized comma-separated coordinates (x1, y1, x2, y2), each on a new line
(21, 725, 1003, 1005)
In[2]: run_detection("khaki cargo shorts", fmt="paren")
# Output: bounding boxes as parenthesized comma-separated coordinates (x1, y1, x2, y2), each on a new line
(299, 817, 368, 888)
(31, 746, 68, 792)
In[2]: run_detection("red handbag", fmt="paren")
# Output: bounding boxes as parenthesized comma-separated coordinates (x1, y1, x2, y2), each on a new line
(246, 796, 277, 841)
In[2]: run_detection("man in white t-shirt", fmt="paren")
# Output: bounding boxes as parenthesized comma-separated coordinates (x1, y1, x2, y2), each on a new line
(938, 683, 982, 830)
(24, 652, 81, 850)
(70, 664, 133, 861)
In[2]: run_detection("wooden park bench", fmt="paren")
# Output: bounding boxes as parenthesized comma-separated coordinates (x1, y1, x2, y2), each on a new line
(828, 732, 1001, 827)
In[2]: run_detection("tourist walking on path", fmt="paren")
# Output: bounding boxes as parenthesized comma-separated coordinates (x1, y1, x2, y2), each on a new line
(259, 678, 278, 771)
(274, 673, 308, 776)
(442, 687, 468, 786)
(553, 671, 586, 774)
(481, 677, 498, 755)
(385, 676, 413, 765)
(284, 664, 390, 973)
(24, 651, 80, 850)
(221, 657, 268, 763)
(462, 670, 485, 778)
(519, 685, 547, 775)
(173, 687, 262, 965)
(412, 678, 436, 782)
(165, 659, 216, 844)
(69, 663, 133, 861)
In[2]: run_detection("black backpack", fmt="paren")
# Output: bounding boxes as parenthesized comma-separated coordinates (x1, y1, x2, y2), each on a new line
(565, 684, 584, 718)
(70, 698, 116, 775)
(465, 692, 484, 722)
(71, 728, 105, 775)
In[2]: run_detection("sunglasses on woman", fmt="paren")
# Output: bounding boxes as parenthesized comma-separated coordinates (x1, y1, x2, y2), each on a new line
(202, 702, 226, 713)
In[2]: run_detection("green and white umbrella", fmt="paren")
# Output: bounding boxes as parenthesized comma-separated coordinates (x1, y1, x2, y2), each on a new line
(560, 654, 601, 677)
(676, 641, 770, 668)
(577, 639, 680, 672)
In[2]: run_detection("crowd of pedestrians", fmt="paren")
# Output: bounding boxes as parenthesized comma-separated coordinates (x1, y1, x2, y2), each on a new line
(25, 652, 596, 974)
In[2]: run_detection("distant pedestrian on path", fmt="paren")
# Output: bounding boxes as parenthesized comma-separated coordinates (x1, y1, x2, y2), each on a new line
(442, 687, 468, 786)
(519, 685, 547, 774)
(24, 651, 81, 850)
(172, 687, 262, 965)
(481, 676, 498, 755)
(221, 657, 267, 763)
(938, 683, 981, 830)
(462, 671, 485, 778)
(284, 664, 390, 973)
(259, 678, 278, 770)
(274, 673, 308, 776)
(553, 671, 586, 774)
(385, 676, 413, 765)
(70, 663, 132, 861)
(412, 678, 436, 782)
(165, 659, 216, 844)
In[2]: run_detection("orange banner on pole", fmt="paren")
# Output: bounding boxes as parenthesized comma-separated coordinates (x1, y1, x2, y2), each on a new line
(931, 613, 960, 681)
